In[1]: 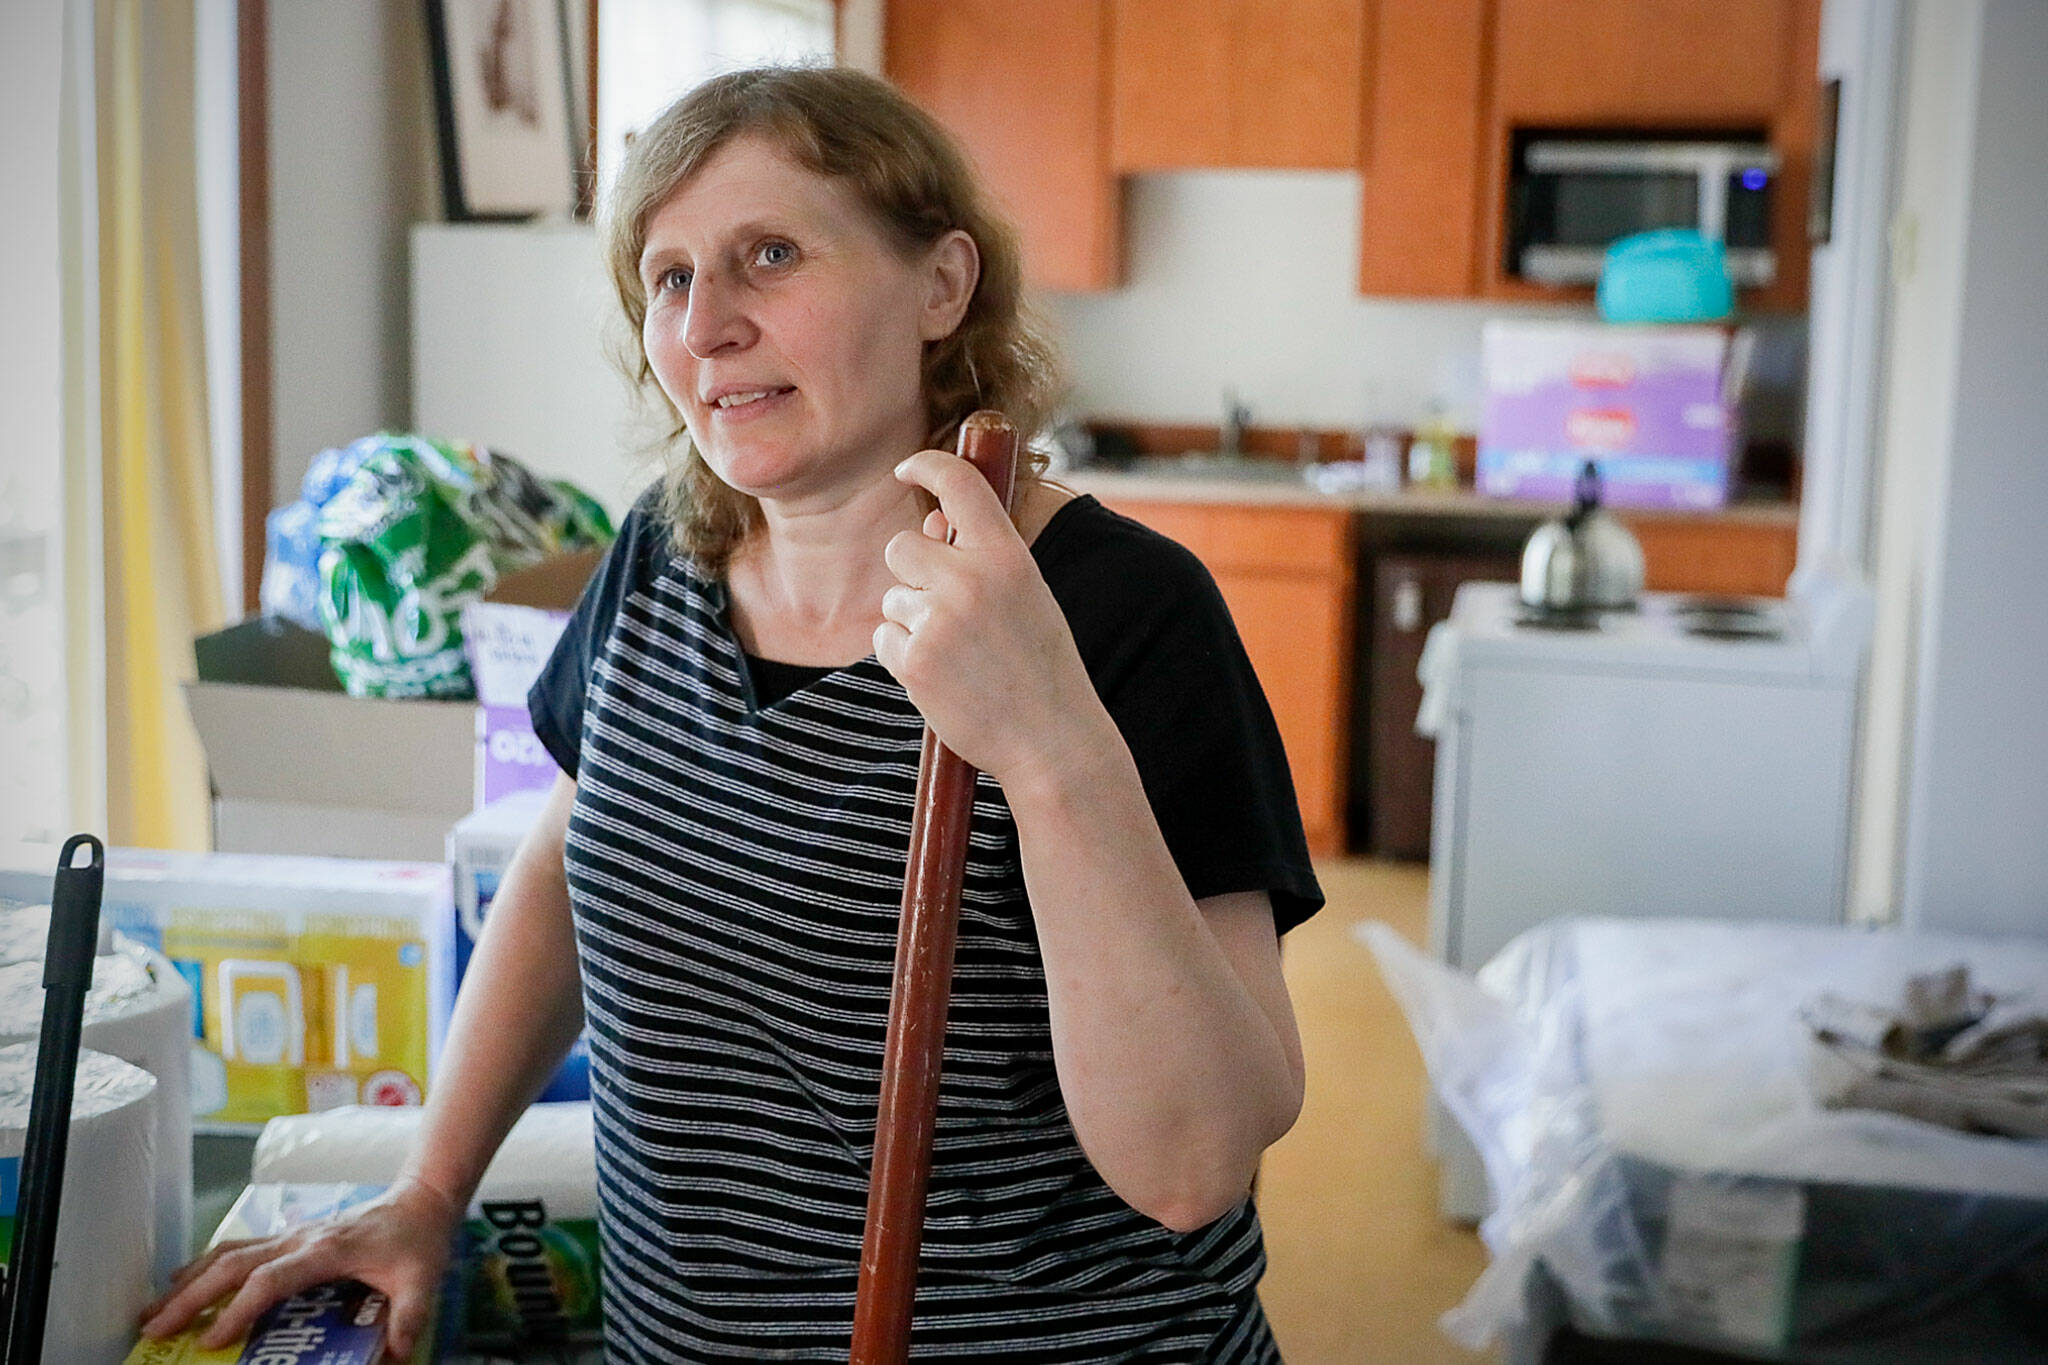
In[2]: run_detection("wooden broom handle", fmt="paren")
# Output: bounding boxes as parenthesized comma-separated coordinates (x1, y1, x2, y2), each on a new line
(850, 411, 1020, 1365)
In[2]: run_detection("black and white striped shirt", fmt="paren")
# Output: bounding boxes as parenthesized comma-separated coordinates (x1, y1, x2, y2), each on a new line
(531, 493, 1322, 1362)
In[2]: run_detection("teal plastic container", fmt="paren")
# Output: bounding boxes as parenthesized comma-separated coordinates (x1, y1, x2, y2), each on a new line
(1596, 229, 1735, 324)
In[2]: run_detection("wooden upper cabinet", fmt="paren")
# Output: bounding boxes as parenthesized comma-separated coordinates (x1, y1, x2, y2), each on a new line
(1493, 0, 1792, 125)
(885, 0, 1120, 292)
(1358, 0, 1490, 295)
(1111, 0, 1364, 171)
(1364, 0, 1820, 306)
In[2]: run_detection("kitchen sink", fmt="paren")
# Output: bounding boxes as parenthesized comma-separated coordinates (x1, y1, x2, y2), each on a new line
(1093, 453, 1309, 484)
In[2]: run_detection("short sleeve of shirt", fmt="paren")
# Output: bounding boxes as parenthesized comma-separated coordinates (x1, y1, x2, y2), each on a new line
(528, 491, 669, 779)
(1032, 497, 1325, 935)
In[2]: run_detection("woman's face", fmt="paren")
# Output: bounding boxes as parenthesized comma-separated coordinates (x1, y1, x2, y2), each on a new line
(637, 135, 976, 504)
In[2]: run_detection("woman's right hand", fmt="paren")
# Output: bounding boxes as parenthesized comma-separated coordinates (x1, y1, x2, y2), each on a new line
(137, 1175, 462, 1359)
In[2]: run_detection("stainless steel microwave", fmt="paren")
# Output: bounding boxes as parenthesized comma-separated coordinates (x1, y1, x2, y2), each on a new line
(1507, 137, 1778, 287)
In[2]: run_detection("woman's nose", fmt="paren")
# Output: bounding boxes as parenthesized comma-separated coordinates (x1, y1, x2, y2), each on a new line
(681, 271, 754, 359)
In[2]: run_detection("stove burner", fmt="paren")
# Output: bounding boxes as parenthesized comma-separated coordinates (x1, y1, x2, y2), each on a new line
(1681, 614, 1785, 641)
(1674, 600, 1784, 641)
(1514, 607, 1603, 632)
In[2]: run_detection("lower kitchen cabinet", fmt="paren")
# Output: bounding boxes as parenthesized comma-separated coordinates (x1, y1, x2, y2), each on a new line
(1094, 499, 1356, 859)
(1628, 514, 1800, 597)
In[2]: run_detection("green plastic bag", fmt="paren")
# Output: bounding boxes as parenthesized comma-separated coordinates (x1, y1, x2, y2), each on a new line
(315, 434, 612, 698)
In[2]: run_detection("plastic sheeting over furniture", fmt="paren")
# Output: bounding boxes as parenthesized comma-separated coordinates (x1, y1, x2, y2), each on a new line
(1361, 917, 2048, 1360)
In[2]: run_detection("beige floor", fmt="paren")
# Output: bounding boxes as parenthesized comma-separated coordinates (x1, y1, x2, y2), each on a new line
(1258, 858, 1496, 1364)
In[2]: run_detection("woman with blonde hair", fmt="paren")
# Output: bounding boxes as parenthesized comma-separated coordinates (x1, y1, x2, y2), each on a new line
(144, 66, 1320, 1362)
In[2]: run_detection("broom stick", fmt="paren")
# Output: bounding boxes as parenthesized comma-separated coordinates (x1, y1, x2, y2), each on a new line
(849, 412, 1019, 1365)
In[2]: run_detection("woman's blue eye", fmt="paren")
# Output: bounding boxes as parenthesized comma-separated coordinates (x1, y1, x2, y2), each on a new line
(659, 266, 691, 294)
(756, 242, 794, 267)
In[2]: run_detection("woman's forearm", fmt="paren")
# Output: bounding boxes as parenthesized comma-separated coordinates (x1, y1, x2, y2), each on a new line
(398, 772, 586, 1210)
(1004, 714, 1305, 1233)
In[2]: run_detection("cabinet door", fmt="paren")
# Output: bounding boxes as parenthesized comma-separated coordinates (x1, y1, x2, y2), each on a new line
(1098, 499, 1356, 857)
(1111, 0, 1364, 171)
(1493, 0, 1794, 124)
(1626, 517, 1799, 597)
(886, 0, 1120, 291)
(1215, 571, 1354, 858)
(1108, 0, 1231, 168)
(1358, 0, 1489, 295)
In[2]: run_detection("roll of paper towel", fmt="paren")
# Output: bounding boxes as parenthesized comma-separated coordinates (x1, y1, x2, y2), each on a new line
(254, 1101, 595, 1213)
(0, 1042, 157, 1364)
(0, 903, 115, 963)
(0, 938, 194, 1286)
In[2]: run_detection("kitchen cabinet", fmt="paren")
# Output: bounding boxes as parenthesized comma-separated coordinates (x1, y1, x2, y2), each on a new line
(1492, 0, 1794, 125)
(884, 0, 1120, 291)
(1627, 513, 1800, 598)
(1357, 0, 1490, 296)
(1109, 0, 1365, 171)
(1094, 498, 1356, 858)
(1362, 0, 1821, 307)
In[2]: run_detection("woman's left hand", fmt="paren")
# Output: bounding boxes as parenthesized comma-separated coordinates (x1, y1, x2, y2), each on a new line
(876, 450, 1110, 787)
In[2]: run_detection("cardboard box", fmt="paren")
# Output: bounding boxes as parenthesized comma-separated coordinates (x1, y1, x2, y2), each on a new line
(65, 847, 455, 1132)
(447, 791, 590, 1102)
(1477, 320, 1753, 509)
(184, 549, 599, 862)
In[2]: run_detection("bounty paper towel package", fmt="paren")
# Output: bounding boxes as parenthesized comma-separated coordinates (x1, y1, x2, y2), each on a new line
(0, 931, 193, 1287)
(252, 1104, 602, 1351)
(447, 791, 590, 1101)
(86, 849, 454, 1130)
(0, 1043, 157, 1364)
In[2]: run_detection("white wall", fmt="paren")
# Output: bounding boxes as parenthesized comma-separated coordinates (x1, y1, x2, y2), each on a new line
(1850, 0, 1976, 924)
(1900, 0, 2048, 938)
(196, 0, 241, 611)
(1799, 0, 1904, 572)
(267, 0, 436, 500)
(1042, 171, 1808, 440)
(0, 0, 75, 847)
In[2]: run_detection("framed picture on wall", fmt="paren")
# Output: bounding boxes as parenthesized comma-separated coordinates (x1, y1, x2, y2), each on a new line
(426, 0, 580, 220)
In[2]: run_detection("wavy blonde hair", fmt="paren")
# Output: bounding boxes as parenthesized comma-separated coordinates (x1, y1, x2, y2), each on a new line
(599, 65, 1061, 572)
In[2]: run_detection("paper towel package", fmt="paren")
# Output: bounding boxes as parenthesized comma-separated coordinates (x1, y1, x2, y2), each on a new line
(60, 849, 454, 1131)
(447, 791, 590, 1101)
(461, 600, 572, 808)
(1477, 319, 1750, 509)
(252, 1105, 602, 1349)
(0, 1043, 157, 1364)
(0, 932, 193, 1287)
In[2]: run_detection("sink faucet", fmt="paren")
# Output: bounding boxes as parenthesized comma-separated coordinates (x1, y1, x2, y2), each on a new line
(1220, 389, 1251, 460)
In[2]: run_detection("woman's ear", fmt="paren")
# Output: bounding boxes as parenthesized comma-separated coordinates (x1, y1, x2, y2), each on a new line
(919, 230, 980, 342)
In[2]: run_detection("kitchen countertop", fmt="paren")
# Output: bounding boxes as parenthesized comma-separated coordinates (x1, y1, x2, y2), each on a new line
(1058, 466, 1800, 526)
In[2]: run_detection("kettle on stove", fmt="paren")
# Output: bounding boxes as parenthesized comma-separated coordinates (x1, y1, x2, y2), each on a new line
(1520, 460, 1646, 613)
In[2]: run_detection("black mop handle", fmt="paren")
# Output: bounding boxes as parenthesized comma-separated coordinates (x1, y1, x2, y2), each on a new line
(2, 834, 104, 1365)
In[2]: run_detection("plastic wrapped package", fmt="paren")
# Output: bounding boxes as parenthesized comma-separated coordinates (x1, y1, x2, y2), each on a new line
(259, 436, 382, 628)
(1360, 917, 2048, 1360)
(316, 435, 612, 698)
(252, 1105, 602, 1353)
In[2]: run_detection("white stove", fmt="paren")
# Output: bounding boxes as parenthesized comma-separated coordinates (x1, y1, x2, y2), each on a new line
(1420, 570, 1873, 971)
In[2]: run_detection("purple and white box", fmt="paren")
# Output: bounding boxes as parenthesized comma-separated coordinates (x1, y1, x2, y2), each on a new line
(1478, 321, 1750, 510)
(462, 602, 572, 808)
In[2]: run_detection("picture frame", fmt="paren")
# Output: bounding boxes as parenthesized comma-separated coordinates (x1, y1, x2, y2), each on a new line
(425, 0, 581, 221)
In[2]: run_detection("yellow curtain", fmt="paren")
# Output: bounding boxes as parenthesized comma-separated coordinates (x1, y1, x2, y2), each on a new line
(96, 0, 224, 849)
